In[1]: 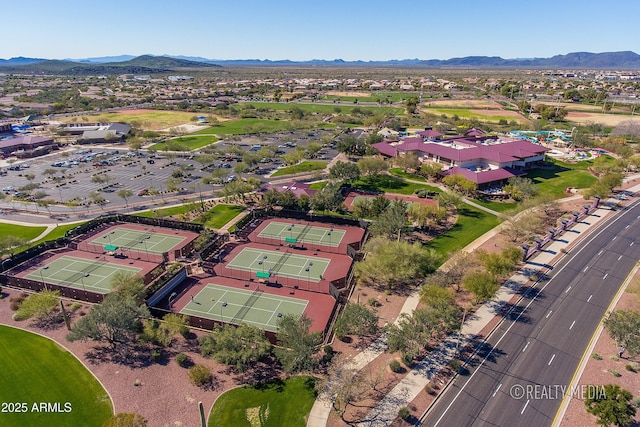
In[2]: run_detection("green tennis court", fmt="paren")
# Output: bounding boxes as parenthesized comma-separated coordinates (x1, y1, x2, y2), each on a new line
(25, 255, 142, 294)
(90, 227, 186, 254)
(226, 247, 330, 282)
(179, 283, 308, 332)
(258, 221, 345, 247)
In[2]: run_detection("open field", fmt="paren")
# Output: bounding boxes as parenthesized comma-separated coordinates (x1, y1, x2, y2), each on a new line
(208, 376, 317, 427)
(0, 223, 47, 241)
(190, 118, 314, 136)
(59, 109, 198, 131)
(241, 101, 403, 116)
(0, 326, 113, 426)
(270, 161, 327, 177)
(422, 107, 528, 124)
(565, 111, 640, 126)
(424, 99, 505, 109)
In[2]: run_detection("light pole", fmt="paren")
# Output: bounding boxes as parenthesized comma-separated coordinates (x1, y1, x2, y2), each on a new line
(39, 264, 48, 285)
(220, 301, 227, 324)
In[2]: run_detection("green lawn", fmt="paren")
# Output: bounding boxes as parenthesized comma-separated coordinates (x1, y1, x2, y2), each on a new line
(526, 166, 597, 198)
(271, 161, 327, 177)
(134, 203, 200, 218)
(427, 205, 503, 259)
(353, 175, 440, 195)
(389, 168, 428, 182)
(0, 222, 47, 241)
(309, 181, 328, 190)
(0, 326, 113, 426)
(241, 102, 403, 116)
(208, 376, 317, 427)
(191, 118, 308, 136)
(471, 199, 519, 213)
(199, 204, 245, 229)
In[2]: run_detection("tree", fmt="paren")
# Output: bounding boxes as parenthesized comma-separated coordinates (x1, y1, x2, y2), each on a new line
(437, 190, 464, 209)
(420, 162, 443, 180)
(110, 271, 146, 302)
(0, 235, 28, 257)
(13, 289, 60, 322)
(500, 211, 542, 243)
(117, 189, 133, 208)
(585, 384, 636, 427)
(604, 310, 640, 358)
(357, 156, 388, 177)
(355, 237, 441, 289)
(67, 293, 150, 350)
(369, 199, 409, 240)
(463, 271, 499, 304)
(310, 183, 344, 212)
(275, 314, 322, 373)
(419, 284, 455, 309)
(503, 177, 537, 201)
(328, 161, 360, 183)
(442, 174, 477, 195)
(103, 413, 148, 427)
(199, 323, 271, 372)
(161, 313, 190, 339)
(318, 355, 366, 420)
(333, 303, 379, 340)
(394, 153, 421, 172)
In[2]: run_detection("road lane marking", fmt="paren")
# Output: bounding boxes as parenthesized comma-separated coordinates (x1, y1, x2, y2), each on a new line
(613, 236, 617, 241)
(569, 321, 576, 330)
(597, 250, 603, 256)
(618, 255, 623, 261)
(548, 354, 556, 365)
(565, 286, 572, 293)
(631, 242, 634, 247)
(522, 341, 530, 352)
(583, 266, 589, 272)
(546, 310, 553, 319)
(626, 225, 630, 229)
(587, 294, 593, 302)
(603, 273, 608, 280)
(521, 399, 530, 414)
(492, 383, 502, 397)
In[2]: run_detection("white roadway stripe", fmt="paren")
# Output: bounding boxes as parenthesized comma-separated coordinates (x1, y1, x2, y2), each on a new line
(546, 310, 553, 319)
(430, 198, 640, 427)
(522, 341, 530, 352)
(631, 242, 635, 247)
(587, 294, 593, 302)
(548, 354, 556, 365)
(565, 286, 572, 293)
(597, 250, 603, 256)
(569, 320, 576, 330)
(492, 383, 502, 398)
(583, 266, 589, 272)
(618, 255, 623, 261)
(626, 225, 630, 229)
(521, 399, 530, 415)
(612, 236, 617, 241)
(603, 273, 608, 280)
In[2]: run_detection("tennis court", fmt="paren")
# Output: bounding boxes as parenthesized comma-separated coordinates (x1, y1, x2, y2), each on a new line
(90, 227, 186, 254)
(179, 283, 308, 332)
(25, 255, 142, 294)
(257, 221, 345, 247)
(225, 247, 330, 282)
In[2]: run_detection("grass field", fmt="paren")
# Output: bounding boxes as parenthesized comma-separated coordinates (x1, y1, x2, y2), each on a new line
(309, 181, 328, 190)
(240, 101, 403, 116)
(526, 166, 597, 198)
(270, 161, 327, 177)
(134, 204, 199, 218)
(191, 118, 310, 136)
(423, 107, 526, 124)
(208, 376, 317, 427)
(152, 135, 219, 151)
(60, 109, 197, 131)
(472, 199, 519, 213)
(0, 223, 47, 242)
(353, 175, 441, 195)
(427, 205, 502, 259)
(200, 204, 245, 229)
(0, 325, 113, 426)
(388, 168, 428, 182)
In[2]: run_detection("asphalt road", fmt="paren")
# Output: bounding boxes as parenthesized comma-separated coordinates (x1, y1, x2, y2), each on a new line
(422, 199, 640, 427)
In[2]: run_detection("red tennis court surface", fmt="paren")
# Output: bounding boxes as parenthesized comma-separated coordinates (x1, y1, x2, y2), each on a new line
(168, 275, 336, 335)
(245, 217, 366, 254)
(213, 242, 354, 294)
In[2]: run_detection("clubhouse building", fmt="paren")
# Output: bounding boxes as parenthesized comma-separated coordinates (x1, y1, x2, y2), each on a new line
(373, 128, 549, 189)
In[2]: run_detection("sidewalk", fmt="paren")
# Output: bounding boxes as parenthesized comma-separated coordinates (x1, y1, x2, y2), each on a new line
(308, 183, 640, 427)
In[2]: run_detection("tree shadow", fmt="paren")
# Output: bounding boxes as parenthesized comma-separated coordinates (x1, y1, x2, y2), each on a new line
(84, 343, 155, 369)
(465, 342, 507, 368)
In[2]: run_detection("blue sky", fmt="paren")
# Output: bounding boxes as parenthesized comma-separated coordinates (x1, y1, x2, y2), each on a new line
(4, 0, 639, 61)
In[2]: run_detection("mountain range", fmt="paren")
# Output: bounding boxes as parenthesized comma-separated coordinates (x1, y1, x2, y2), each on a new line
(0, 51, 639, 75)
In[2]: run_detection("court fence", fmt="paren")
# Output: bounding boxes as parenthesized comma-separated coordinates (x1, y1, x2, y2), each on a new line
(0, 274, 105, 303)
(65, 213, 204, 240)
(145, 266, 188, 307)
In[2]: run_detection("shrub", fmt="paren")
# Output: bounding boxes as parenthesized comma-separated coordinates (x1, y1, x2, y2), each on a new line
(625, 363, 638, 373)
(368, 297, 381, 307)
(398, 406, 411, 421)
(150, 349, 163, 363)
(188, 364, 212, 388)
(70, 302, 82, 311)
(592, 352, 602, 360)
(424, 384, 436, 396)
(389, 359, 402, 373)
(609, 355, 620, 362)
(448, 359, 462, 373)
(175, 353, 190, 367)
(609, 369, 621, 377)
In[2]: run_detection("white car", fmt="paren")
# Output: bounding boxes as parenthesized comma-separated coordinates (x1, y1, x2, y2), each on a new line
(2, 186, 15, 193)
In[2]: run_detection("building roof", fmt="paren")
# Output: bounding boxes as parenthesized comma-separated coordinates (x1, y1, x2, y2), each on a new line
(0, 135, 54, 151)
(262, 181, 317, 198)
(442, 166, 524, 184)
(416, 129, 443, 138)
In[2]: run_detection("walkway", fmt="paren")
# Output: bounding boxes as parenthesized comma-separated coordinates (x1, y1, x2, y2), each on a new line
(308, 178, 640, 427)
